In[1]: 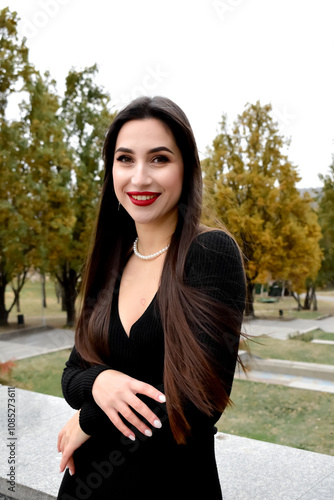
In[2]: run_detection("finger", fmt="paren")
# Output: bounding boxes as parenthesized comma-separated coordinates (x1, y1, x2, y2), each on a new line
(128, 394, 162, 430)
(131, 380, 166, 403)
(118, 402, 154, 437)
(67, 456, 75, 476)
(105, 408, 136, 441)
(60, 445, 73, 473)
(60, 454, 68, 473)
(58, 432, 65, 455)
(57, 430, 63, 452)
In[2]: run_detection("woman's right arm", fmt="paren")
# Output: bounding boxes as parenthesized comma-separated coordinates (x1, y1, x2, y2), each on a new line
(61, 345, 113, 435)
(62, 345, 166, 439)
(61, 345, 111, 410)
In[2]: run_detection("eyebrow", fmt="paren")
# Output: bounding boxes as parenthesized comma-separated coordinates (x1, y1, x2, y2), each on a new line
(115, 146, 175, 155)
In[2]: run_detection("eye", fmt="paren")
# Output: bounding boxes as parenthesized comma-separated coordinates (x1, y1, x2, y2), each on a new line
(116, 155, 133, 164)
(152, 155, 169, 164)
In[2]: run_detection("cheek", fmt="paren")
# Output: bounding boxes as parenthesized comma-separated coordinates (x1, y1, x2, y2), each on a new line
(112, 168, 126, 193)
(162, 168, 183, 196)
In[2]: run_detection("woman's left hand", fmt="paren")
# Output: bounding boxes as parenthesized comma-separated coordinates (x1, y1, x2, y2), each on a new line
(57, 410, 90, 476)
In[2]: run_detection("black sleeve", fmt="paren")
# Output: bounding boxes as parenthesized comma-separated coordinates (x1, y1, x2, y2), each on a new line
(61, 345, 112, 435)
(185, 230, 246, 317)
(183, 229, 246, 427)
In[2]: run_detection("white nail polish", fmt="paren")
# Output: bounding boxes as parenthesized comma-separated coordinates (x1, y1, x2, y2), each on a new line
(154, 420, 162, 429)
(69, 470, 73, 476)
(158, 394, 166, 403)
(128, 435, 136, 441)
(145, 429, 153, 437)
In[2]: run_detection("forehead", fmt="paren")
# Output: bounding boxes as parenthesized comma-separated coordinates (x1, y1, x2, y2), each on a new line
(115, 118, 176, 149)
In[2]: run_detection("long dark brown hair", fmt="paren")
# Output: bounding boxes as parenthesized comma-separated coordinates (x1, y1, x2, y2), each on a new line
(75, 96, 245, 444)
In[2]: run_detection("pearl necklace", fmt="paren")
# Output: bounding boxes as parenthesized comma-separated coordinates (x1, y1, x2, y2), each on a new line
(133, 237, 170, 260)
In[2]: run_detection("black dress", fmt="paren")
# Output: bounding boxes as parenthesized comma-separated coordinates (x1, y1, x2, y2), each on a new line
(57, 230, 246, 500)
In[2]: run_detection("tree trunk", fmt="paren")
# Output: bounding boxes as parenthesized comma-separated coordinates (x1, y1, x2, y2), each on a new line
(61, 286, 66, 312)
(55, 281, 61, 304)
(12, 275, 21, 312)
(42, 273, 47, 308)
(310, 286, 318, 311)
(281, 281, 285, 298)
(245, 281, 255, 317)
(303, 286, 311, 310)
(0, 266, 27, 325)
(16, 293, 21, 312)
(292, 292, 303, 310)
(0, 283, 9, 326)
(57, 264, 78, 327)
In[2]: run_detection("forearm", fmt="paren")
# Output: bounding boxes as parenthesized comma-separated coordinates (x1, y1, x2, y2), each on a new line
(61, 345, 111, 409)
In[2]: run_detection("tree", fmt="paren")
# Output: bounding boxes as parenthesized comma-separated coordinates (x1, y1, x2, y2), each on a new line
(21, 71, 76, 319)
(0, 9, 115, 327)
(0, 8, 34, 325)
(202, 102, 322, 316)
(50, 65, 115, 326)
(317, 160, 334, 287)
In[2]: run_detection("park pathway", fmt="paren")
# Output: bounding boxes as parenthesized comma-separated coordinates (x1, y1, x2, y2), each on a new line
(0, 326, 74, 363)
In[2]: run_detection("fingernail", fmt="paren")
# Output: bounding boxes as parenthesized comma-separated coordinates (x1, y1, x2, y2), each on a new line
(158, 394, 166, 403)
(144, 429, 153, 437)
(153, 419, 162, 429)
(69, 470, 73, 476)
(128, 434, 136, 441)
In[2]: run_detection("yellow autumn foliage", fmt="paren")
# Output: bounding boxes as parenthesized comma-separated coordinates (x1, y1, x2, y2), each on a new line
(202, 102, 322, 313)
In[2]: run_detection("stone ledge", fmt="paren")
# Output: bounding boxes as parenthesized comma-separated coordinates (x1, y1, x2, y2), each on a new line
(0, 386, 333, 500)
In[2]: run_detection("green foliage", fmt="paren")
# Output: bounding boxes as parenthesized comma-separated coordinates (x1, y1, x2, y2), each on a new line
(317, 161, 334, 286)
(52, 66, 115, 325)
(22, 72, 75, 272)
(60, 64, 114, 267)
(0, 8, 36, 323)
(0, 7, 32, 116)
(288, 332, 314, 342)
(0, 8, 116, 326)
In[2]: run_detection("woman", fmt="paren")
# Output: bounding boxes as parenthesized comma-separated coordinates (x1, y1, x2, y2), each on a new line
(57, 96, 246, 500)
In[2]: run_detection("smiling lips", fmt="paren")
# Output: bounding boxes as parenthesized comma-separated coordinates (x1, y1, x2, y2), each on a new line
(127, 191, 161, 206)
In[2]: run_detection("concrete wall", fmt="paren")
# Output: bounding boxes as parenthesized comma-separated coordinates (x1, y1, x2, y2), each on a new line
(0, 386, 333, 500)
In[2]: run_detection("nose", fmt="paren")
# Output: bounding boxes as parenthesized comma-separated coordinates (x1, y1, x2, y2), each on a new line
(131, 161, 152, 187)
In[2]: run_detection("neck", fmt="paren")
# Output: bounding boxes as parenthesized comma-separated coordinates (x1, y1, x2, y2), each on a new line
(134, 213, 178, 255)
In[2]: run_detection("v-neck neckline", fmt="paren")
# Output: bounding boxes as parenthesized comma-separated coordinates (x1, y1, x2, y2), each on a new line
(116, 291, 158, 339)
(115, 251, 160, 339)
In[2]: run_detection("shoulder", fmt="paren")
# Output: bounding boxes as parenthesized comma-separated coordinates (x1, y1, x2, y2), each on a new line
(187, 229, 243, 267)
(185, 229, 246, 313)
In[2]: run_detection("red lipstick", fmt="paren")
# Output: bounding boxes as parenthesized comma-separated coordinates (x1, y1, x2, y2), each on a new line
(127, 192, 161, 207)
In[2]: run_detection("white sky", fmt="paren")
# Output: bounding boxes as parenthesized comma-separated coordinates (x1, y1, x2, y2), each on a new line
(3, 0, 334, 188)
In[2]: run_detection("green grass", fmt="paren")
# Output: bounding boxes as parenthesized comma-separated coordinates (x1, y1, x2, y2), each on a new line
(314, 331, 334, 341)
(253, 294, 334, 319)
(245, 335, 334, 365)
(1, 279, 73, 333)
(0, 349, 71, 397)
(218, 379, 334, 456)
(291, 329, 334, 342)
(6, 279, 62, 316)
